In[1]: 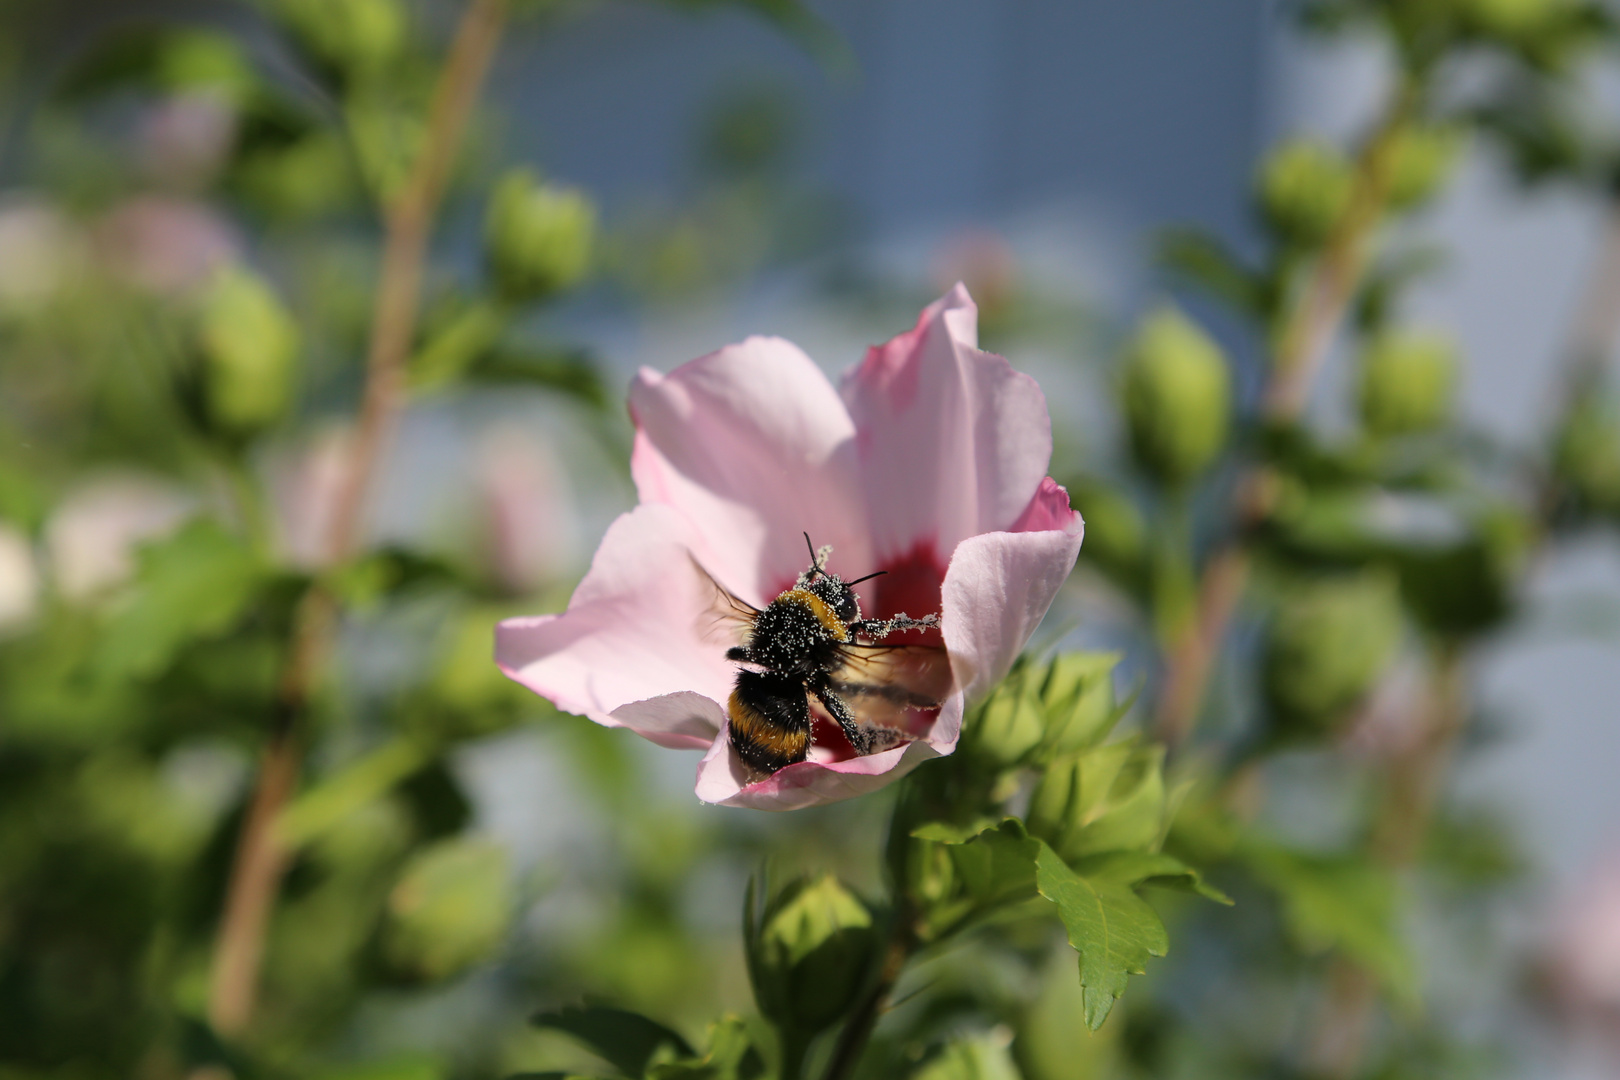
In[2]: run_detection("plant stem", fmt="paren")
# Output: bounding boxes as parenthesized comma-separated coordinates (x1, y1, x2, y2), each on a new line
(1153, 81, 1419, 749)
(821, 920, 916, 1080)
(1303, 644, 1467, 1079)
(203, 0, 509, 1041)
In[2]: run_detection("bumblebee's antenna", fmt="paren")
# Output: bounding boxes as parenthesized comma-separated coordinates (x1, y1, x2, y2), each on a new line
(803, 532, 822, 576)
(846, 570, 887, 586)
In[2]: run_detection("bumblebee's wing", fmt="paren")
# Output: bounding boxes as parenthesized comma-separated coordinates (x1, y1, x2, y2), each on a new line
(827, 643, 955, 734)
(689, 555, 759, 649)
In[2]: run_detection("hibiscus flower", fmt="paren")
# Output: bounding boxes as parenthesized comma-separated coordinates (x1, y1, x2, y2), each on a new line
(496, 286, 1083, 810)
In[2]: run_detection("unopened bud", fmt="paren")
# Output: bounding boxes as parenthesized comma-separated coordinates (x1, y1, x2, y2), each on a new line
(195, 266, 300, 437)
(747, 875, 877, 1038)
(485, 168, 596, 304)
(1263, 573, 1402, 736)
(156, 30, 257, 107)
(1027, 741, 1165, 864)
(1036, 652, 1119, 757)
(914, 1033, 1022, 1080)
(963, 664, 1046, 767)
(1460, 0, 1554, 38)
(1358, 330, 1458, 437)
(384, 837, 511, 981)
(275, 0, 406, 75)
(1260, 139, 1354, 246)
(1554, 393, 1620, 514)
(1386, 125, 1465, 210)
(1121, 307, 1231, 486)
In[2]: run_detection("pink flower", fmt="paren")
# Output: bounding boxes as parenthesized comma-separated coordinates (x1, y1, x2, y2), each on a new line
(496, 287, 1083, 810)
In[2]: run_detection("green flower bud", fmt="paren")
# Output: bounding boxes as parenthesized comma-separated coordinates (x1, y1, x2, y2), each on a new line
(1027, 741, 1165, 863)
(746, 875, 877, 1039)
(1357, 330, 1458, 437)
(1036, 652, 1119, 757)
(485, 168, 596, 304)
(1121, 307, 1231, 486)
(275, 0, 407, 75)
(1554, 393, 1620, 514)
(156, 30, 258, 107)
(913, 1034, 1022, 1080)
(1260, 139, 1354, 246)
(384, 837, 511, 981)
(1262, 573, 1402, 736)
(1386, 126, 1465, 210)
(961, 654, 1119, 768)
(195, 266, 301, 436)
(1459, 0, 1554, 37)
(962, 665, 1047, 768)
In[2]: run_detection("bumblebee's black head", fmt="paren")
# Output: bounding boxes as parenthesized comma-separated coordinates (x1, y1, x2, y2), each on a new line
(797, 533, 883, 626)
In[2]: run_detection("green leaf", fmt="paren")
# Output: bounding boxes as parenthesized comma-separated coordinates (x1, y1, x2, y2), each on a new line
(410, 298, 508, 391)
(385, 838, 512, 981)
(532, 1006, 696, 1079)
(314, 1058, 445, 1080)
(1157, 227, 1268, 318)
(1032, 837, 1170, 1030)
(275, 735, 433, 850)
(1243, 842, 1416, 1008)
(646, 1014, 765, 1080)
(470, 346, 611, 411)
(938, 820, 1178, 1030)
(1074, 850, 1234, 905)
(92, 519, 265, 682)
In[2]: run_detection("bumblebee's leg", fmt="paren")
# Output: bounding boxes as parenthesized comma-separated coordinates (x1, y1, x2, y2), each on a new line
(810, 679, 872, 755)
(850, 612, 940, 640)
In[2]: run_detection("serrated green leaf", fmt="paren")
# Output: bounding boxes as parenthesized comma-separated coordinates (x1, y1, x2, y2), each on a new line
(532, 1006, 695, 1078)
(941, 820, 1177, 1030)
(1072, 851, 1233, 905)
(92, 519, 264, 682)
(1031, 838, 1169, 1030)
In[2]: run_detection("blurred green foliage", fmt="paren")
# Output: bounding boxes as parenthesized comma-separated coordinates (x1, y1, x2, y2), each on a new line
(0, 1, 1614, 1079)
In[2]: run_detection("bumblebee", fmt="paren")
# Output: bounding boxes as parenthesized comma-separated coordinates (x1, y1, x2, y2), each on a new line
(700, 535, 951, 777)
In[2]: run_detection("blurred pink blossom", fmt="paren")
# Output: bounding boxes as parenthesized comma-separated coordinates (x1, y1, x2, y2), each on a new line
(0, 523, 39, 629)
(1544, 848, 1620, 1032)
(136, 92, 239, 191)
(269, 425, 358, 570)
(44, 473, 193, 599)
(498, 286, 1084, 810)
(95, 195, 240, 296)
(475, 424, 579, 594)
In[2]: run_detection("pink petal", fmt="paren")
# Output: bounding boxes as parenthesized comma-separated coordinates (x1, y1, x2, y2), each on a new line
(841, 284, 1054, 565)
(693, 693, 967, 810)
(630, 336, 871, 604)
(941, 501, 1085, 700)
(495, 503, 732, 748)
